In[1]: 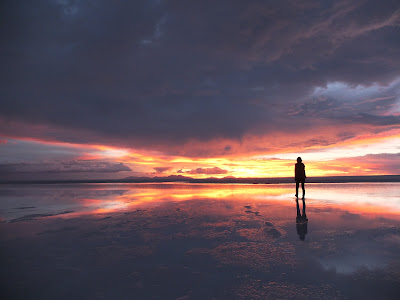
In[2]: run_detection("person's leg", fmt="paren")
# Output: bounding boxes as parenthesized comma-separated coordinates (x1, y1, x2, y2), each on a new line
(295, 181, 299, 197)
(301, 182, 305, 198)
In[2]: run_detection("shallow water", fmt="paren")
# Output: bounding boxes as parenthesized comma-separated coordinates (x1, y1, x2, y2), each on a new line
(1, 183, 400, 299)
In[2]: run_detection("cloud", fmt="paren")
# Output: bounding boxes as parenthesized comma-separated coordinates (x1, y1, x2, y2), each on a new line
(186, 167, 228, 175)
(153, 167, 171, 174)
(0, 138, 95, 162)
(311, 153, 400, 175)
(0, 160, 131, 173)
(0, 0, 399, 157)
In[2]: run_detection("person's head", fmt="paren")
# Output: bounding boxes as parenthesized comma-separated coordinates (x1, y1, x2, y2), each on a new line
(297, 157, 302, 163)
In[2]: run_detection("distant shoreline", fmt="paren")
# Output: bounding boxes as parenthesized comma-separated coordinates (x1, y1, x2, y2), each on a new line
(1, 175, 399, 185)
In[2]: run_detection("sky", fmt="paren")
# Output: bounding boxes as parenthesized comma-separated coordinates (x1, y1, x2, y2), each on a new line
(1, 0, 400, 180)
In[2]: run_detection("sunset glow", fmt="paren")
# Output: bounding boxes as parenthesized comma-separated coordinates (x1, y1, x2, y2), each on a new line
(1, 1, 399, 181)
(1, 131, 399, 180)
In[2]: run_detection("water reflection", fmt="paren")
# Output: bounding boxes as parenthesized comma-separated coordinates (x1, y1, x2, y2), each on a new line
(1, 183, 400, 222)
(1, 183, 400, 299)
(296, 198, 308, 241)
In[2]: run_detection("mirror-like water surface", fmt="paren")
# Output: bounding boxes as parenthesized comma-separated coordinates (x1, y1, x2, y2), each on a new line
(1, 183, 400, 299)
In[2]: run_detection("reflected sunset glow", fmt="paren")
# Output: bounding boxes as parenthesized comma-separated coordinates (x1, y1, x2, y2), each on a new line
(8, 183, 396, 221)
(3, 183, 400, 299)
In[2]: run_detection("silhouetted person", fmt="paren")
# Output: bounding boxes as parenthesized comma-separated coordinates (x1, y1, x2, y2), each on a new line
(295, 157, 306, 199)
(296, 198, 308, 241)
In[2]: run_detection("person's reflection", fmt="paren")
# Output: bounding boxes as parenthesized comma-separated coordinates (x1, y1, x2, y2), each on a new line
(296, 198, 308, 241)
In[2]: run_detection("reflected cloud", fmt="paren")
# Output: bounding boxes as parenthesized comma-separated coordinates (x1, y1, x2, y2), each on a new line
(2, 182, 400, 299)
(2, 183, 400, 222)
(319, 255, 386, 274)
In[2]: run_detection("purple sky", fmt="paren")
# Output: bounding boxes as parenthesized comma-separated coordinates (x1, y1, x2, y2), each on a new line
(1, 0, 400, 180)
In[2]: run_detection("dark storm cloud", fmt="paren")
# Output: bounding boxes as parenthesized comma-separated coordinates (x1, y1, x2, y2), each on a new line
(0, 138, 90, 162)
(287, 79, 400, 127)
(354, 113, 400, 126)
(1, 0, 400, 153)
(0, 160, 131, 173)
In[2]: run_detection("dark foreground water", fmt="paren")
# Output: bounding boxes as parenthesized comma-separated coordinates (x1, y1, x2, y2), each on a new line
(1, 183, 400, 299)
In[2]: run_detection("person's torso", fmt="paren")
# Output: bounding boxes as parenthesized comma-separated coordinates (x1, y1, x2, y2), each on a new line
(295, 163, 305, 178)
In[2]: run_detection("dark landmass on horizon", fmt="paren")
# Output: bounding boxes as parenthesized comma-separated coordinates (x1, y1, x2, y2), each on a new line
(1, 175, 400, 185)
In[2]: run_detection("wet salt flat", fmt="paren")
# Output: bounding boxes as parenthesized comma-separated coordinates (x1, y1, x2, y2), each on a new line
(1, 183, 400, 299)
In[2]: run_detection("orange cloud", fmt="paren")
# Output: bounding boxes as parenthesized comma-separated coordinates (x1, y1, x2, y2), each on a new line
(1, 125, 399, 179)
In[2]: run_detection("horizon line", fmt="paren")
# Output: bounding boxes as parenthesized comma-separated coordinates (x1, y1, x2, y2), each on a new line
(1, 174, 400, 185)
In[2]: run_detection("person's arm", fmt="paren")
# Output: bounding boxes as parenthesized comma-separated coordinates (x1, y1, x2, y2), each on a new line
(304, 164, 306, 178)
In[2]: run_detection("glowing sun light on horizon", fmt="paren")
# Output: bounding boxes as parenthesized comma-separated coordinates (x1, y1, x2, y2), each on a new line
(97, 147, 129, 158)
